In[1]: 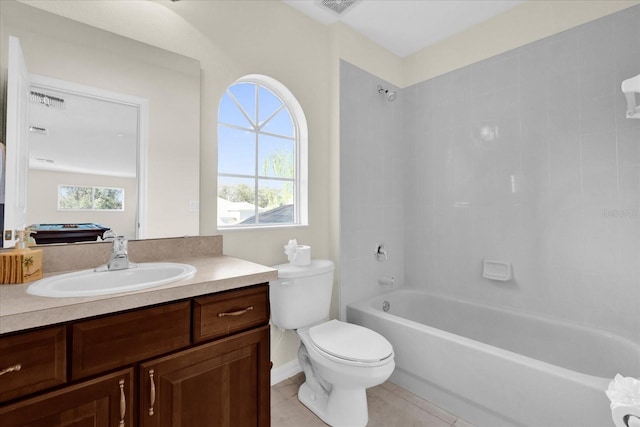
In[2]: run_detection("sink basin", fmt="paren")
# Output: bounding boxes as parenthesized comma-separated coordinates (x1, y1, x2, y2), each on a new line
(27, 262, 197, 298)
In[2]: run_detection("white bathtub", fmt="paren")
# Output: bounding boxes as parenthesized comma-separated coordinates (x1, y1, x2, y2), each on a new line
(346, 289, 640, 427)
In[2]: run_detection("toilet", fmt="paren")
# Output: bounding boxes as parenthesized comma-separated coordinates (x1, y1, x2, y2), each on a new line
(270, 259, 395, 427)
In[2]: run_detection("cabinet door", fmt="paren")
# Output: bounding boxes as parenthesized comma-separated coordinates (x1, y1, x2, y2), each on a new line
(0, 368, 133, 427)
(140, 326, 270, 427)
(0, 326, 66, 402)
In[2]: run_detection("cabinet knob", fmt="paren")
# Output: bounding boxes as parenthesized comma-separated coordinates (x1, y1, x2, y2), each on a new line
(0, 363, 22, 377)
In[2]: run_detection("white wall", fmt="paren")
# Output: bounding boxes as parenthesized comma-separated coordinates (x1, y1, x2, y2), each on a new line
(2, 0, 637, 371)
(339, 4, 640, 340)
(402, 5, 640, 339)
(403, 0, 640, 86)
(338, 61, 404, 318)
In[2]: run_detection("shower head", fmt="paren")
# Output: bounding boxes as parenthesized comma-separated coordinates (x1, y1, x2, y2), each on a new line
(377, 84, 397, 102)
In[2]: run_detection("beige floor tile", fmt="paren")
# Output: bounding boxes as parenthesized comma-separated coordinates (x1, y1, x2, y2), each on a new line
(289, 372, 305, 385)
(271, 376, 473, 427)
(271, 395, 328, 426)
(367, 392, 451, 427)
(271, 378, 300, 408)
(380, 380, 400, 392)
(392, 385, 457, 424)
(453, 417, 476, 427)
(366, 383, 394, 406)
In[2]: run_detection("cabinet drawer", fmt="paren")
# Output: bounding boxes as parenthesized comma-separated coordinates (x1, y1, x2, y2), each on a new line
(193, 284, 269, 342)
(0, 326, 66, 402)
(72, 301, 191, 380)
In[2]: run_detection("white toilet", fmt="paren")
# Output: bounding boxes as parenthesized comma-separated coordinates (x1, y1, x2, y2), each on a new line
(270, 259, 395, 427)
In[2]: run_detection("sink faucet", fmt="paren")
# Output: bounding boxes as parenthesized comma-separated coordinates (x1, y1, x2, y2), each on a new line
(96, 236, 137, 272)
(108, 236, 130, 271)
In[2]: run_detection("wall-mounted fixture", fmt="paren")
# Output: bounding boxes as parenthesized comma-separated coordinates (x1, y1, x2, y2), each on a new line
(374, 243, 388, 262)
(479, 124, 499, 142)
(621, 74, 640, 119)
(29, 126, 47, 135)
(377, 85, 397, 102)
(378, 276, 394, 287)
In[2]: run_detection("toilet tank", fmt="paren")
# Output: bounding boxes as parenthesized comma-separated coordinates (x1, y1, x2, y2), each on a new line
(270, 259, 334, 330)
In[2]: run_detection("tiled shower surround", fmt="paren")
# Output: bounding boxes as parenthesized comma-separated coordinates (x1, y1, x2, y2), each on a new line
(340, 5, 640, 338)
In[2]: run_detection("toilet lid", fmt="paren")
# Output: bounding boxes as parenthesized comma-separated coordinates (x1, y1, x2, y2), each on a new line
(309, 320, 393, 363)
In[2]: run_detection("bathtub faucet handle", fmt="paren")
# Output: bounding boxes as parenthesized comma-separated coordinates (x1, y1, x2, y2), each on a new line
(375, 244, 388, 262)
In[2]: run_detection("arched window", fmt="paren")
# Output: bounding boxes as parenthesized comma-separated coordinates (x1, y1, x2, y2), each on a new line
(217, 75, 307, 228)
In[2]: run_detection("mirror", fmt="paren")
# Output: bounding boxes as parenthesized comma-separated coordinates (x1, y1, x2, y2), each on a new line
(1, 1, 201, 245)
(27, 74, 145, 243)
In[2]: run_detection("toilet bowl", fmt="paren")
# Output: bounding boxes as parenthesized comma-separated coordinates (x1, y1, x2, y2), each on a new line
(297, 320, 395, 426)
(270, 260, 395, 427)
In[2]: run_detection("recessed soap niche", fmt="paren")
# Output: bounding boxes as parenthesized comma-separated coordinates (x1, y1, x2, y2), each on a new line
(482, 260, 512, 281)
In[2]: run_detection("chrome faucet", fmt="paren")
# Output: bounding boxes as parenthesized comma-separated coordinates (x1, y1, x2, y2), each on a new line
(96, 236, 137, 271)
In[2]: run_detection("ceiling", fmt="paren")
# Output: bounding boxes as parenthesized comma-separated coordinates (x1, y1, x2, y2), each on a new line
(282, 0, 526, 57)
(29, 88, 138, 178)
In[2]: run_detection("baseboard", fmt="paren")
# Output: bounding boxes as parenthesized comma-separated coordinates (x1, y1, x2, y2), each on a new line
(271, 358, 302, 386)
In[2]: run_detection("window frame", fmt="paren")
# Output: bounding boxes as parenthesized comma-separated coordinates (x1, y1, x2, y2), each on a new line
(217, 74, 308, 229)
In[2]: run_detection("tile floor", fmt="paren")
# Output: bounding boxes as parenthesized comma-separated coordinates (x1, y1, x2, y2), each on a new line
(271, 373, 475, 427)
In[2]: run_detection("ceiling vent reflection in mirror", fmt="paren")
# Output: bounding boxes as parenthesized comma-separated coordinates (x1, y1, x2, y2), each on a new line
(317, 0, 361, 15)
(29, 126, 47, 135)
(30, 91, 65, 109)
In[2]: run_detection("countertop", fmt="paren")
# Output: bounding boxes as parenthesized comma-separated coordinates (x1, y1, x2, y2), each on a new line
(0, 255, 278, 335)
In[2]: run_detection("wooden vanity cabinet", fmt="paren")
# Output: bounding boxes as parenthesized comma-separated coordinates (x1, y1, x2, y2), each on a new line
(0, 283, 270, 427)
(140, 326, 270, 427)
(71, 301, 191, 380)
(0, 368, 134, 427)
(193, 285, 269, 342)
(0, 326, 66, 402)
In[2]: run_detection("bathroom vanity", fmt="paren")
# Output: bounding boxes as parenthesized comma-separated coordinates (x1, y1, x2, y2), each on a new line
(0, 236, 277, 426)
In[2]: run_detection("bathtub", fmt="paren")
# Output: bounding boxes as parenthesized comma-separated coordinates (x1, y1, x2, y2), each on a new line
(346, 289, 640, 427)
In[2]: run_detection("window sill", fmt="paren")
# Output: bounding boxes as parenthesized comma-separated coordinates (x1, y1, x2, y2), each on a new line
(217, 223, 309, 232)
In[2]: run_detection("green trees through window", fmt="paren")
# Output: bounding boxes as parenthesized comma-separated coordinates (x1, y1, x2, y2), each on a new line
(58, 185, 124, 211)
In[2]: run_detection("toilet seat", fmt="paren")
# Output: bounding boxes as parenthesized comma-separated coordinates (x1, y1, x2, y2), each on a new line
(308, 320, 393, 367)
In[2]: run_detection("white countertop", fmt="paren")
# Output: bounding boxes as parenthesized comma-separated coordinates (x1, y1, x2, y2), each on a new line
(0, 255, 278, 335)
